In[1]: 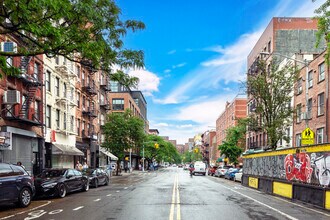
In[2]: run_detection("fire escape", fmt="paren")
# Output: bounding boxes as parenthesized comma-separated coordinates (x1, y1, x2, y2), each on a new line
(4, 56, 42, 125)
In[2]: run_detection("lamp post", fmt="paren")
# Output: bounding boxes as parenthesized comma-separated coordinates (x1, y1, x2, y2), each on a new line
(260, 52, 310, 128)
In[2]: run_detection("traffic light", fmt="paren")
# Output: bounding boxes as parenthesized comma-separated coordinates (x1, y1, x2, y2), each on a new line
(194, 148, 199, 153)
(154, 143, 159, 149)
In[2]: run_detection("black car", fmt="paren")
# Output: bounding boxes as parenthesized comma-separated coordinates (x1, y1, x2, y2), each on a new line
(34, 168, 89, 198)
(82, 168, 109, 188)
(0, 163, 35, 207)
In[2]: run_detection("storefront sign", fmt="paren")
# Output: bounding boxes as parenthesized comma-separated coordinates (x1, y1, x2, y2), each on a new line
(0, 132, 12, 150)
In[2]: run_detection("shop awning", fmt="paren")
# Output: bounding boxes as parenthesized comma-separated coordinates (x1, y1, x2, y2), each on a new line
(52, 144, 84, 156)
(99, 147, 118, 160)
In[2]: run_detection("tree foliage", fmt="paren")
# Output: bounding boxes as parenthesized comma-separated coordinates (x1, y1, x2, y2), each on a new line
(0, 0, 145, 77)
(314, 0, 330, 64)
(246, 59, 299, 149)
(102, 109, 146, 175)
(218, 119, 247, 165)
(143, 135, 181, 165)
(181, 150, 202, 163)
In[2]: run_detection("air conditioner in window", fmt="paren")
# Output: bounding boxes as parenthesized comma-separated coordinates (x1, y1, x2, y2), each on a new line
(1, 42, 17, 53)
(302, 112, 312, 120)
(3, 90, 20, 104)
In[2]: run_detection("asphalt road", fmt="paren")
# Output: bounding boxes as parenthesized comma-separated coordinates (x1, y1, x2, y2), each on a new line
(0, 167, 330, 220)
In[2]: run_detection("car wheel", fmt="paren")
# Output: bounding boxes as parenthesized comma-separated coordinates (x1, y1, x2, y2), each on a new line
(82, 181, 89, 192)
(18, 187, 32, 207)
(94, 179, 98, 188)
(58, 184, 67, 198)
(105, 177, 109, 186)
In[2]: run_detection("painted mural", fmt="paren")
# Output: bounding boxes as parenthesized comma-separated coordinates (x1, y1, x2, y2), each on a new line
(243, 151, 330, 187)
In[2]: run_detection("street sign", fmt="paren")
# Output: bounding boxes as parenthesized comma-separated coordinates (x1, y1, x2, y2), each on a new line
(301, 127, 314, 145)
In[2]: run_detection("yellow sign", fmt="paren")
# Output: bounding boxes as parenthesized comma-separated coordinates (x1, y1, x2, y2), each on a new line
(302, 127, 314, 145)
(154, 143, 159, 149)
(248, 177, 258, 189)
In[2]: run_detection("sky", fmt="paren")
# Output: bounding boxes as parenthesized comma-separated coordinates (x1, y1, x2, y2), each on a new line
(116, 0, 325, 144)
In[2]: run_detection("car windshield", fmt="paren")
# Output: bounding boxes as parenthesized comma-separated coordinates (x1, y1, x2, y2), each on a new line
(82, 169, 95, 175)
(38, 170, 66, 178)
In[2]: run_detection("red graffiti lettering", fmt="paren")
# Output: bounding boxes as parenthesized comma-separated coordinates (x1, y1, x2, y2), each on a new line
(284, 153, 313, 183)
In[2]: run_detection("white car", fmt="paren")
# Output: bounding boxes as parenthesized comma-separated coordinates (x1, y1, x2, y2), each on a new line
(192, 162, 206, 176)
(234, 169, 243, 182)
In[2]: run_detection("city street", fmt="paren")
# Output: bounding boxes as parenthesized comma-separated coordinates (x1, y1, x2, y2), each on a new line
(0, 167, 329, 220)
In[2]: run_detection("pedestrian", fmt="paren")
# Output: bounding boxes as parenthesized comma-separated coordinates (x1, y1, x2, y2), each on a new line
(76, 161, 83, 171)
(83, 162, 88, 169)
(17, 161, 25, 169)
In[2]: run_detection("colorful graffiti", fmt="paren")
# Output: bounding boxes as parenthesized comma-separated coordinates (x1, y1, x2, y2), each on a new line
(284, 153, 313, 183)
(243, 151, 330, 187)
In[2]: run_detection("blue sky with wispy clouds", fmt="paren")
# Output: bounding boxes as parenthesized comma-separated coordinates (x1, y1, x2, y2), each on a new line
(117, 0, 325, 144)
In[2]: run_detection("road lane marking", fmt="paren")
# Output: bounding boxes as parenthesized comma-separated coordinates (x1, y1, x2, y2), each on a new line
(169, 175, 177, 220)
(124, 187, 128, 189)
(94, 198, 101, 202)
(218, 183, 298, 220)
(106, 194, 112, 197)
(0, 201, 52, 220)
(116, 190, 120, 192)
(73, 206, 84, 211)
(176, 175, 181, 220)
(169, 174, 181, 220)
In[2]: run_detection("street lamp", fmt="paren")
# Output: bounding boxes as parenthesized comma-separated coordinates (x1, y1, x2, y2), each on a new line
(260, 51, 310, 128)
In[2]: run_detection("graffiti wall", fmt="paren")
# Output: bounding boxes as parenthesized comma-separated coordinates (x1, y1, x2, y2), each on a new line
(243, 150, 330, 187)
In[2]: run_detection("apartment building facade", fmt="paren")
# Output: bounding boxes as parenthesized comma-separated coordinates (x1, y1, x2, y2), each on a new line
(246, 17, 324, 150)
(201, 130, 216, 165)
(216, 96, 247, 156)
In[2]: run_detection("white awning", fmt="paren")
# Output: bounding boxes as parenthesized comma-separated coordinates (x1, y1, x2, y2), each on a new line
(52, 144, 84, 156)
(99, 147, 118, 160)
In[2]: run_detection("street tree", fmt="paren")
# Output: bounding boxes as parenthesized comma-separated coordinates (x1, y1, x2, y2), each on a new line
(246, 59, 299, 150)
(314, 0, 330, 64)
(0, 0, 145, 80)
(218, 119, 247, 165)
(102, 109, 146, 175)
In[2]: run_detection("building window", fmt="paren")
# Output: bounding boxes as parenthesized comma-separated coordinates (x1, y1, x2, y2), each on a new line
(82, 96, 86, 109)
(70, 116, 74, 132)
(76, 65, 80, 78)
(77, 92, 80, 108)
(34, 101, 40, 120)
(296, 104, 302, 123)
(77, 119, 80, 135)
(317, 128, 324, 144)
(308, 70, 313, 88)
(6, 57, 13, 67)
(110, 81, 119, 92)
(55, 56, 59, 65)
(318, 93, 325, 116)
(319, 62, 325, 82)
(112, 98, 124, 110)
(296, 134, 301, 147)
(46, 70, 51, 92)
(63, 83, 67, 98)
(55, 109, 60, 128)
(296, 78, 303, 95)
(46, 105, 51, 128)
(34, 63, 40, 80)
(55, 77, 60, 96)
(63, 113, 67, 130)
(307, 98, 312, 119)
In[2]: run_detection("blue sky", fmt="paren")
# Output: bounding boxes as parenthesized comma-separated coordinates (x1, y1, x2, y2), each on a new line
(117, 0, 325, 144)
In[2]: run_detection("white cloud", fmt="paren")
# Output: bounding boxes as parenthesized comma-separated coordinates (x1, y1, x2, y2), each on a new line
(164, 69, 171, 73)
(177, 124, 193, 128)
(172, 62, 187, 69)
(168, 50, 176, 55)
(154, 122, 169, 127)
(127, 69, 160, 96)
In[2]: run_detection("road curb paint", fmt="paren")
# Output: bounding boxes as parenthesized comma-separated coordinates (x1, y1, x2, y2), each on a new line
(326, 191, 330, 210)
(248, 177, 258, 189)
(273, 182, 292, 199)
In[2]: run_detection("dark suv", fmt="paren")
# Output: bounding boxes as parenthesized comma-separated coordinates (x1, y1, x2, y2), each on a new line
(0, 163, 35, 207)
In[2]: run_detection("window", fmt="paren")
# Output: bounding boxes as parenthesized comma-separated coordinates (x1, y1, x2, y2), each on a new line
(46, 70, 51, 92)
(318, 93, 325, 115)
(110, 81, 119, 92)
(55, 77, 60, 96)
(307, 98, 312, 119)
(34, 101, 40, 120)
(112, 99, 124, 110)
(296, 104, 302, 123)
(46, 105, 51, 128)
(317, 128, 324, 144)
(77, 92, 80, 108)
(63, 83, 67, 98)
(296, 78, 303, 95)
(296, 134, 301, 147)
(70, 87, 74, 102)
(77, 119, 80, 135)
(56, 109, 60, 128)
(319, 62, 325, 82)
(70, 116, 74, 132)
(55, 56, 59, 65)
(6, 57, 13, 67)
(34, 63, 40, 80)
(308, 70, 313, 88)
(63, 113, 67, 130)
(76, 66, 80, 78)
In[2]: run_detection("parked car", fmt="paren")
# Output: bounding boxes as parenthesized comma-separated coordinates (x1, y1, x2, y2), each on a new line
(82, 168, 109, 188)
(0, 163, 35, 207)
(234, 169, 243, 182)
(34, 168, 89, 198)
(207, 166, 218, 176)
(178, 164, 183, 168)
(214, 166, 231, 177)
(224, 168, 239, 180)
(192, 162, 206, 176)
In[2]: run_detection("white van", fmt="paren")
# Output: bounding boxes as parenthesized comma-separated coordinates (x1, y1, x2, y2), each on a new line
(193, 162, 206, 176)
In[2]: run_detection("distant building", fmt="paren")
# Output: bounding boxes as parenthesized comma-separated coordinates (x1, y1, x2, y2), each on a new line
(176, 144, 185, 154)
(149, 129, 159, 135)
